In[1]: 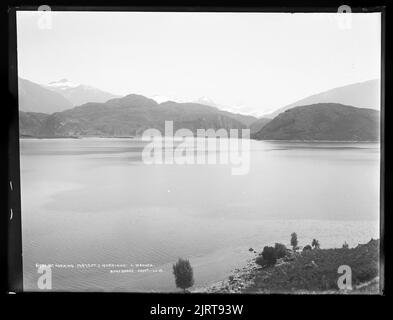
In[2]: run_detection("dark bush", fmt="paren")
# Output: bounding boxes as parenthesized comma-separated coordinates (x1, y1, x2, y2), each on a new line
(303, 245, 312, 252)
(256, 244, 288, 267)
(262, 246, 277, 266)
(255, 255, 266, 267)
(274, 243, 288, 259)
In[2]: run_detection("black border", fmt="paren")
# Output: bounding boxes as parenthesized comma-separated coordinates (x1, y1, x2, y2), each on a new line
(3, 1, 391, 312)
(7, 6, 22, 294)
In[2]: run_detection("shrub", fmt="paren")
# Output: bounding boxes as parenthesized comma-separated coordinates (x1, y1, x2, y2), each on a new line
(173, 258, 194, 292)
(291, 232, 298, 251)
(274, 243, 288, 259)
(255, 244, 289, 267)
(342, 241, 349, 249)
(255, 255, 266, 267)
(303, 245, 312, 252)
(256, 246, 278, 267)
(262, 246, 277, 266)
(312, 239, 320, 249)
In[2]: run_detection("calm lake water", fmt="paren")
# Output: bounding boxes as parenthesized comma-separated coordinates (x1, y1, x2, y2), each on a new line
(20, 138, 380, 292)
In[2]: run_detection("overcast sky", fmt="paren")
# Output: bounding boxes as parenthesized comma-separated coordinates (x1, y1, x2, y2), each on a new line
(17, 11, 381, 116)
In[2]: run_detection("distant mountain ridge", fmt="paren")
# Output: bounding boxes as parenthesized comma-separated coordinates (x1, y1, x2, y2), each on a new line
(18, 77, 73, 114)
(265, 80, 380, 119)
(18, 77, 121, 113)
(19, 93, 254, 138)
(253, 103, 380, 141)
(45, 78, 120, 106)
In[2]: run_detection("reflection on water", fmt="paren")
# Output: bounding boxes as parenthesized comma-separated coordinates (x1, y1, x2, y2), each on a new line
(20, 138, 380, 291)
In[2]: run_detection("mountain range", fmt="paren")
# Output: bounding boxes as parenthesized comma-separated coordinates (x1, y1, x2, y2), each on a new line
(19, 94, 255, 138)
(18, 78, 380, 141)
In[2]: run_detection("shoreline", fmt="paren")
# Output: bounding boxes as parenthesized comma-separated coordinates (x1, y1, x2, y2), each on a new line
(195, 239, 380, 294)
(193, 257, 259, 293)
(19, 136, 379, 143)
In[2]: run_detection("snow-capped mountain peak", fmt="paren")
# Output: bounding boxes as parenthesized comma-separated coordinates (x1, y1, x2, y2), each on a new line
(48, 79, 80, 89)
(45, 79, 120, 106)
(151, 94, 184, 104)
(193, 96, 222, 108)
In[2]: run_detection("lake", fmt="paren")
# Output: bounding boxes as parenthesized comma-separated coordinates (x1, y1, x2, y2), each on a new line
(20, 138, 380, 291)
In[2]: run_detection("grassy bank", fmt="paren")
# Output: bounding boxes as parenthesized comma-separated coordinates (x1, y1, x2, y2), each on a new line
(204, 239, 380, 294)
